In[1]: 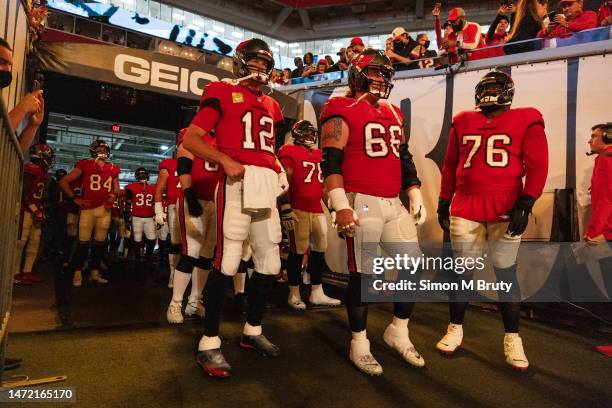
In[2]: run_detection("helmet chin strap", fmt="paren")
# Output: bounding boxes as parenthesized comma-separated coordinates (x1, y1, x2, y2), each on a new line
(348, 92, 370, 107)
(225, 71, 270, 86)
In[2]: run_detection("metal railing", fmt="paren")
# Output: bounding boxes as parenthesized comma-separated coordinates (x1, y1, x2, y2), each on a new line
(0, 96, 25, 382)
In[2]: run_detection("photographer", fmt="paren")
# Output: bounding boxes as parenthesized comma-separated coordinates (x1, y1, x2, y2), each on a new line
(301, 52, 317, 77)
(1, 37, 45, 153)
(538, 0, 597, 38)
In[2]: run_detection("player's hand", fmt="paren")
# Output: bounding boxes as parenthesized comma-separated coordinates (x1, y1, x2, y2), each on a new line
(585, 234, 605, 246)
(17, 90, 43, 115)
(28, 96, 45, 127)
(277, 171, 289, 197)
(74, 197, 88, 208)
(437, 198, 451, 233)
(155, 212, 166, 229)
(432, 6, 440, 17)
(183, 188, 203, 218)
(221, 156, 245, 180)
(602, 16, 612, 26)
(407, 188, 427, 226)
(332, 208, 359, 238)
(280, 204, 298, 231)
(33, 210, 44, 223)
(505, 195, 535, 238)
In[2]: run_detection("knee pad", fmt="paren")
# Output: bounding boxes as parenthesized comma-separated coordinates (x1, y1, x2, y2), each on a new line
(219, 239, 244, 276)
(252, 244, 281, 276)
(223, 204, 250, 241)
(176, 255, 197, 273)
(198, 257, 212, 270)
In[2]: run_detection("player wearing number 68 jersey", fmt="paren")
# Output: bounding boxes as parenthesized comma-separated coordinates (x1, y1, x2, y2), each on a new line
(436, 70, 548, 371)
(125, 168, 156, 263)
(278, 120, 341, 310)
(60, 139, 120, 285)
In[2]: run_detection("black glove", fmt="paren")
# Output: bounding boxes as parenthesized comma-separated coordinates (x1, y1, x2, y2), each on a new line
(183, 188, 203, 218)
(437, 198, 451, 232)
(506, 195, 535, 237)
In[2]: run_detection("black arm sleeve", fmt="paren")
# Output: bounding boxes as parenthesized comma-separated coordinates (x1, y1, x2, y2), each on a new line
(488, 14, 503, 39)
(399, 143, 421, 190)
(321, 147, 344, 179)
(177, 157, 193, 176)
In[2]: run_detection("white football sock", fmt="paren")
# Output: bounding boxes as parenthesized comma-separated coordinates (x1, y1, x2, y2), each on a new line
(172, 270, 192, 303)
(189, 268, 209, 301)
(243, 322, 262, 336)
(391, 316, 409, 330)
(198, 335, 221, 351)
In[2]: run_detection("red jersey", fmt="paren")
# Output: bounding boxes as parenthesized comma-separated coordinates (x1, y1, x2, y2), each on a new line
(126, 182, 156, 218)
(440, 108, 548, 222)
(586, 148, 612, 240)
(22, 163, 47, 213)
(75, 159, 120, 209)
(278, 144, 323, 213)
(159, 158, 179, 206)
(190, 81, 284, 173)
(191, 156, 222, 201)
(320, 96, 404, 198)
(60, 179, 82, 214)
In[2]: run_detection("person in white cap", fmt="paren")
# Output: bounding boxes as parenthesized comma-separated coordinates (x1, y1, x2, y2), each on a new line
(387, 27, 420, 67)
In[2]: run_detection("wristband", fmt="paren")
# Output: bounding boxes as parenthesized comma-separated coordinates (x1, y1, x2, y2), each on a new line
(328, 188, 351, 211)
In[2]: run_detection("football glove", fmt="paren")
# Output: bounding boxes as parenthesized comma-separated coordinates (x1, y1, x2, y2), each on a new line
(505, 195, 535, 238)
(183, 188, 203, 218)
(280, 203, 298, 231)
(437, 198, 451, 233)
(154, 202, 166, 229)
(407, 188, 427, 226)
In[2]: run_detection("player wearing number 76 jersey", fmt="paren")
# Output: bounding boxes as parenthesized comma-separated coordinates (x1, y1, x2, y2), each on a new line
(436, 70, 549, 371)
(60, 139, 120, 285)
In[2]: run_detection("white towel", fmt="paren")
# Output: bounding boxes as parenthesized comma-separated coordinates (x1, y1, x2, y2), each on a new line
(242, 165, 278, 216)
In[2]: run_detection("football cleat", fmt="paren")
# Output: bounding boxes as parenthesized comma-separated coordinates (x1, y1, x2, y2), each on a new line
(240, 334, 281, 357)
(184, 296, 205, 319)
(166, 302, 184, 324)
(436, 323, 463, 356)
(504, 334, 529, 371)
(88, 270, 108, 284)
(349, 339, 383, 376)
(13, 274, 33, 286)
(288, 295, 306, 310)
(309, 289, 341, 307)
(72, 270, 82, 287)
(24, 273, 44, 283)
(196, 349, 231, 378)
(383, 324, 425, 368)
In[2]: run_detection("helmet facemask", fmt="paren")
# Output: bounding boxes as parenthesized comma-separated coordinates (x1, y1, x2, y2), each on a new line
(296, 128, 318, 148)
(135, 168, 149, 184)
(361, 67, 395, 99)
(475, 74, 514, 112)
(243, 55, 274, 84)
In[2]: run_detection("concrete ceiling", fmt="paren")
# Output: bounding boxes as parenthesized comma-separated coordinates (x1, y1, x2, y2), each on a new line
(161, 0, 500, 41)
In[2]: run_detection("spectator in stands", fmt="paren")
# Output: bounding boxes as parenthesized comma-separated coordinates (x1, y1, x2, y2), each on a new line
(282, 68, 292, 83)
(411, 33, 437, 68)
(346, 37, 365, 62)
(387, 26, 420, 69)
(598, 1, 612, 25)
(0, 38, 45, 153)
(324, 55, 334, 66)
(486, 5, 515, 46)
(328, 48, 348, 71)
(538, 0, 597, 38)
(291, 57, 304, 78)
(316, 59, 330, 74)
(504, 0, 549, 54)
(444, 8, 485, 59)
(301, 52, 317, 77)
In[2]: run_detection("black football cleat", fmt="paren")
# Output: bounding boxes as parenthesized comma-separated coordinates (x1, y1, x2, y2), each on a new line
(239, 334, 280, 357)
(196, 349, 231, 378)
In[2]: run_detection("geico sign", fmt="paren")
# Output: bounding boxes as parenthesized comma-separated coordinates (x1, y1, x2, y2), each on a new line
(114, 54, 219, 96)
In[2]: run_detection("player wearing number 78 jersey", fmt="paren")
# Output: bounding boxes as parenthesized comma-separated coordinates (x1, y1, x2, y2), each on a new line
(436, 70, 549, 370)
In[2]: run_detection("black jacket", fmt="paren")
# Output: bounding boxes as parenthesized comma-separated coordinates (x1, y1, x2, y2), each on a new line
(504, 13, 543, 54)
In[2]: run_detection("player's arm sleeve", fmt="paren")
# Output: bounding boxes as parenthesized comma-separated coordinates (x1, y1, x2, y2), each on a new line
(521, 121, 548, 200)
(190, 84, 222, 132)
(586, 159, 612, 238)
(461, 24, 482, 50)
(400, 141, 421, 190)
(440, 125, 459, 200)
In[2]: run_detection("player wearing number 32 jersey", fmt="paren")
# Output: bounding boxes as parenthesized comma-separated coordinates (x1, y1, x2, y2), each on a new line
(183, 38, 287, 378)
(125, 168, 156, 263)
(436, 71, 548, 371)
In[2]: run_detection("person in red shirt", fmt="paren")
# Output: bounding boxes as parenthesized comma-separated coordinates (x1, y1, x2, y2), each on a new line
(585, 123, 612, 243)
(598, 1, 612, 25)
(59, 139, 120, 285)
(166, 129, 221, 324)
(444, 8, 486, 59)
(125, 168, 156, 264)
(320, 49, 427, 376)
(538, 0, 598, 38)
(15, 144, 54, 285)
(437, 71, 548, 371)
(278, 120, 341, 310)
(155, 154, 181, 288)
(183, 38, 288, 377)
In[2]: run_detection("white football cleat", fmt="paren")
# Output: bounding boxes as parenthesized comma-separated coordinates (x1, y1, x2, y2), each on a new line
(436, 323, 463, 356)
(185, 296, 205, 318)
(166, 302, 184, 324)
(383, 324, 425, 368)
(72, 270, 82, 287)
(309, 288, 341, 307)
(504, 334, 529, 371)
(349, 339, 383, 376)
(288, 295, 306, 310)
(88, 270, 108, 284)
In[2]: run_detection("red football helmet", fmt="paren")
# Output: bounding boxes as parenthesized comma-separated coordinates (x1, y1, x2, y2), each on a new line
(348, 48, 395, 99)
(291, 120, 318, 148)
(29, 143, 54, 170)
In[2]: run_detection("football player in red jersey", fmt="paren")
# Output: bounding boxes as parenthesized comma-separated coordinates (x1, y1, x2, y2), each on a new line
(183, 38, 288, 377)
(278, 120, 341, 309)
(56, 169, 85, 285)
(125, 168, 157, 263)
(436, 71, 549, 371)
(15, 144, 54, 285)
(155, 154, 181, 288)
(166, 128, 221, 324)
(320, 49, 427, 376)
(59, 139, 120, 285)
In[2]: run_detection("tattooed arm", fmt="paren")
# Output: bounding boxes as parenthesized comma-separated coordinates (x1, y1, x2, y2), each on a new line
(321, 117, 349, 192)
